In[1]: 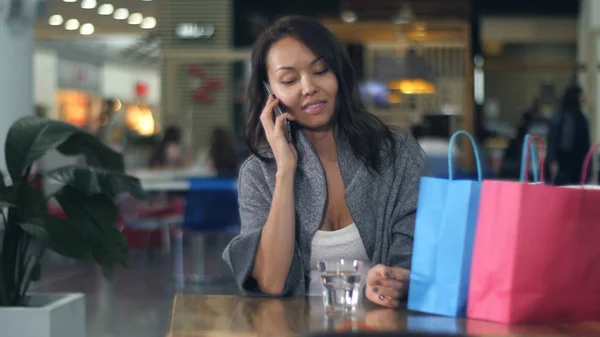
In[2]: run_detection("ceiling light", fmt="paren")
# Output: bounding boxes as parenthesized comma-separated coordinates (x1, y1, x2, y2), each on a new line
(65, 19, 80, 30)
(81, 0, 96, 9)
(140, 16, 156, 29)
(98, 3, 113, 15)
(80, 23, 95, 35)
(63, 0, 76, 2)
(113, 8, 129, 20)
(340, 10, 357, 23)
(48, 14, 63, 26)
(393, 3, 415, 24)
(127, 13, 143, 25)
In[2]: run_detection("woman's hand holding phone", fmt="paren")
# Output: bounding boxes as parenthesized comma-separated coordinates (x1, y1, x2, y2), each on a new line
(260, 95, 297, 173)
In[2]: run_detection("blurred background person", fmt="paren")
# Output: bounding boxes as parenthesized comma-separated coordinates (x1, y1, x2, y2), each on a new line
(95, 99, 119, 146)
(206, 126, 240, 177)
(545, 86, 591, 185)
(34, 104, 48, 118)
(499, 98, 539, 180)
(148, 126, 188, 169)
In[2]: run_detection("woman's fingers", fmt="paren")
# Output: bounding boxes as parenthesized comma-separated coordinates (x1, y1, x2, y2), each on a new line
(366, 265, 409, 286)
(372, 278, 404, 290)
(366, 264, 388, 285)
(371, 285, 401, 299)
(273, 113, 295, 141)
(259, 95, 281, 135)
(365, 264, 410, 308)
(387, 267, 410, 282)
(366, 286, 400, 309)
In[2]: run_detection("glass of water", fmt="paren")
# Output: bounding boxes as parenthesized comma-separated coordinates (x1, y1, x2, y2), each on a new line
(318, 259, 365, 315)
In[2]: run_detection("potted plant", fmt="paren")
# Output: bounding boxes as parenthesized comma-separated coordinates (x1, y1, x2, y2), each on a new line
(0, 116, 147, 337)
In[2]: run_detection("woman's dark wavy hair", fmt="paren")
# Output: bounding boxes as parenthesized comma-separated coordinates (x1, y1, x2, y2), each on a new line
(244, 15, 396, 173)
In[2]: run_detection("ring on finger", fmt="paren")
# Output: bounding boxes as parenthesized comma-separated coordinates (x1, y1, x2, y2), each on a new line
(377, 295, 400, 308)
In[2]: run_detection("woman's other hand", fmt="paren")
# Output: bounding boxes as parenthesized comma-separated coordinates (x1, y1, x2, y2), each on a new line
(365, 264, 410, 309)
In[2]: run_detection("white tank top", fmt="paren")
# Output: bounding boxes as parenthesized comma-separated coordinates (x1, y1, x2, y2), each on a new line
(308, 223, 370, 296)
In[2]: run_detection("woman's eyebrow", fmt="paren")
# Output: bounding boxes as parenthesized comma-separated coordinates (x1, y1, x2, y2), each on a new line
(276, 57, 323, 72)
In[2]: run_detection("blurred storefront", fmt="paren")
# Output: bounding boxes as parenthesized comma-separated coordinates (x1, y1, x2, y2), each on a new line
(99, 64, 161, 153)
(32, 47, 162, 151)
(56, 58, 103, 129)
(157, 0, 241, 154)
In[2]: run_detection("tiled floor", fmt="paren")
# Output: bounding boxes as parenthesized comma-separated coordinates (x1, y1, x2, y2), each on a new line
(32, 234, 240, 337)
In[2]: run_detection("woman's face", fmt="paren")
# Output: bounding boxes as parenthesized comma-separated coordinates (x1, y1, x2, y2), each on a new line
(265, 37, 339, 131)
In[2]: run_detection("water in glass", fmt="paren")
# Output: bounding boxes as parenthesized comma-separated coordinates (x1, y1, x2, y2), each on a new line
(318, 259, 365, 314)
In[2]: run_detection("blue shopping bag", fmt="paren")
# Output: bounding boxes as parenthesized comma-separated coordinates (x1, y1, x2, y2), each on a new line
(407, 130, 483, 317)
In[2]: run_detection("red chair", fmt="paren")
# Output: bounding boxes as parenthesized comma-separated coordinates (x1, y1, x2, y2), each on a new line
(116, 194, 184, 262)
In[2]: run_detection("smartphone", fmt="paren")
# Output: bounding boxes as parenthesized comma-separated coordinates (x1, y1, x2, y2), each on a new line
(263, 81, 293, 143)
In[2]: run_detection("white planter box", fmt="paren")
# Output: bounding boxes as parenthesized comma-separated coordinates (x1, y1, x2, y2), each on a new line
(0, 293, 85, 337)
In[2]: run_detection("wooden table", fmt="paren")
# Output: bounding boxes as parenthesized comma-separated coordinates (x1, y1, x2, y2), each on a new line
(167, 295, 600, 337)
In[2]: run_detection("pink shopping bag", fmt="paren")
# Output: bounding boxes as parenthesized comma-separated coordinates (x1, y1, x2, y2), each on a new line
(467, 138, 600, 324)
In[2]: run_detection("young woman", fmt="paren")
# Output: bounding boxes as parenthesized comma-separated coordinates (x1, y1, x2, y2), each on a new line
(223, 16, 429, 309)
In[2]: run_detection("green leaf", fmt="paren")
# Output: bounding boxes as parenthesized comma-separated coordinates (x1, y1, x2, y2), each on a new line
(41, 215, 93, 261)
(54, 186, 128, 276)
(0, 183, 43, 216)
(56, 132, 124, 172)
(92, 225, 129, 277)
(18, 183, 46, 219)
(5, 117, 76, 180)
(19, 222, 50, 243)
(0, 169, 5, 188)
(44, 166, 148, 202)
(29, 262, 42, 282)
(0, 201, 15, 208)
(101, 264, 116, 281)
(0, 185, 15, 208)
(91, 237, 128, 281)
(97, 227, 129, 266)
(4, 116, 125, 181)
(55, 187, 118, 240)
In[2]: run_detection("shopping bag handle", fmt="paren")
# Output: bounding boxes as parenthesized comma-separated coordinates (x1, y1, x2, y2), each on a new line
(579, 142, 600, 185)
(520, 135, 545, 183)
(519, 135, 538, 182)
(448, 130, 482, 181)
